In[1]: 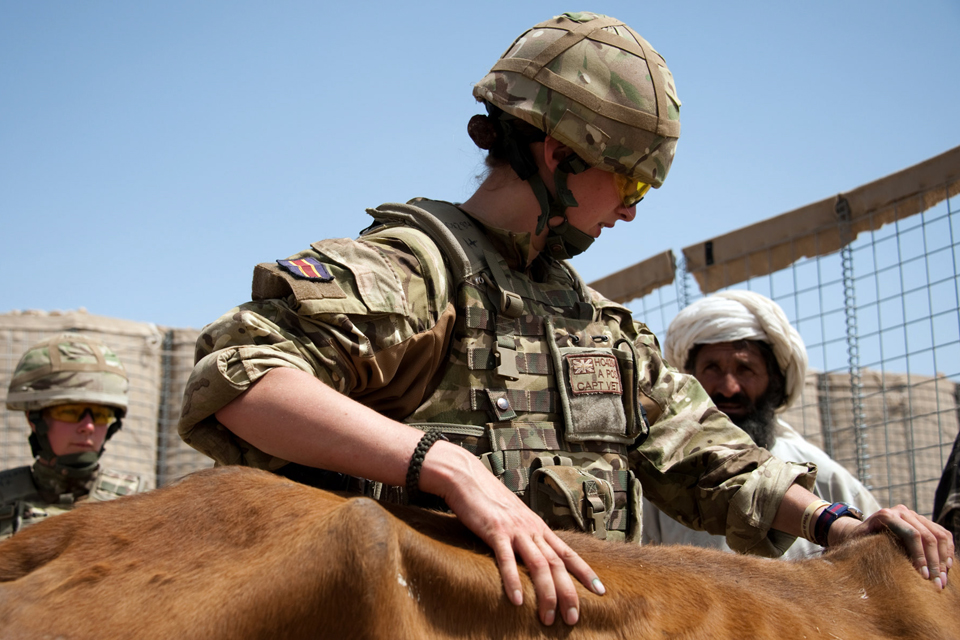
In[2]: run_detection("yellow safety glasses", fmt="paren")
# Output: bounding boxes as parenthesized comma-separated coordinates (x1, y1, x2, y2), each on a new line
(44, 403, 118, 426)
(614, 173, 652, 208)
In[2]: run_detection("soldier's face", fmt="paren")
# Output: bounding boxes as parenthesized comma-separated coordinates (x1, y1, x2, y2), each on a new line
(35, 406, 110, 456)
(540, 140, 638, 240)
(559, 168, 638, 239)
(691, 342, 770, 421)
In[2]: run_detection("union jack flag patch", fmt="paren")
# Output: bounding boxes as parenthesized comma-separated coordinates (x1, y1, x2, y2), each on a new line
(277, 257, 334, 282)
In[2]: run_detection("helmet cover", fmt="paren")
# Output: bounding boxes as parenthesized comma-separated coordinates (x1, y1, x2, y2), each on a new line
(473, 12, 681, 188)
(6, 333, 129, 415)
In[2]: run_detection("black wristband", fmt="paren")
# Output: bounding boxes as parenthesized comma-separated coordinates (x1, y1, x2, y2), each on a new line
(405, 428, 447, 504)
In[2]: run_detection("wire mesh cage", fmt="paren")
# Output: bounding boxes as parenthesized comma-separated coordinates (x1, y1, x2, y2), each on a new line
(591, 146, 960, 517)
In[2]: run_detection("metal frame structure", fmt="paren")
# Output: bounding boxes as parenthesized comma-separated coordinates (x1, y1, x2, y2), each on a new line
(591, 146, 960, 516)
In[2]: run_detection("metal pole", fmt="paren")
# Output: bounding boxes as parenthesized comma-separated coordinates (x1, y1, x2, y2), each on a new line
(675, 255, 691, 310)
(836, 196, 870, 485)
(155, 330, 175, 488)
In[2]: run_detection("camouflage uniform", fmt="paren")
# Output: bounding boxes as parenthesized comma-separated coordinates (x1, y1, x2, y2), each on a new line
(180, 13, 815, 555)
(1, 333, 142, 540)
(0, 465, 141, 539)
(179, 200, 815, 556)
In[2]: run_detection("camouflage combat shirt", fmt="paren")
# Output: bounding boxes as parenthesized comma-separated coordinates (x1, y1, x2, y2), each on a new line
(0, 462, 142, 540)
(178, 199, 816, 556)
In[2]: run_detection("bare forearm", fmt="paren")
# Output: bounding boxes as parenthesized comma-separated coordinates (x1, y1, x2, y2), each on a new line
(771, 483, 821, 538)
(770, 483, 859, 542)
(214, 367, 603, 624)
(215, 367, 426, 485)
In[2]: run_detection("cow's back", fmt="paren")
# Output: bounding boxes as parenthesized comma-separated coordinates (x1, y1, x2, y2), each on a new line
(0, 466, 957, 640)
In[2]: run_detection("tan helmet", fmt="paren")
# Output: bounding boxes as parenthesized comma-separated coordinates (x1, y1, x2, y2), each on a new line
(6, 333, 129, 415)
(473, 11, 681, 188)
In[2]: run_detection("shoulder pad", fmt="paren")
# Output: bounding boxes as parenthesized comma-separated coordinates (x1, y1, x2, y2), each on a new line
(588, 285, 633, 315)
(90, 469, 142, 501)
(367, 200, 492, 281)
(362, 225, 452, 305)
(308, 237, 414, 315)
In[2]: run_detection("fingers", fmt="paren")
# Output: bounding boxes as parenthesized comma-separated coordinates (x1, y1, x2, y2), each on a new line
(938, 531, 955, 587)
(510, 530, 591, 626)
(537, 534, 583, 626)
(900, 508, 949, 589)
(544, 529, 605, 596)
(433, 455, 603, 625)
(490, 538, 524, 606)
(470, 508, 602, 626)
(514, 535, 561, 625)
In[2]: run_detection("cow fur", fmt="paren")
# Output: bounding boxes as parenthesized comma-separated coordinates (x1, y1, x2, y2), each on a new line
(0, 466, 957, 639)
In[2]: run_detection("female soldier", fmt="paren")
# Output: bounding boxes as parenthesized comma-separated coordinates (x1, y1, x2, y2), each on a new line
(3, 333, 142, 539)
(178, 12, 952, 627)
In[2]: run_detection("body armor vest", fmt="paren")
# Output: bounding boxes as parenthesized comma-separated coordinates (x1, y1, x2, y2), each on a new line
(0, 464, 141, 540)
(362, 199, 649, 542)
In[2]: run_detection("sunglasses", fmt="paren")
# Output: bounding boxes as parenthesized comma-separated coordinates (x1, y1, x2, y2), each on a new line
(45, 403, 118, 426)
(614, 174, 652, 208)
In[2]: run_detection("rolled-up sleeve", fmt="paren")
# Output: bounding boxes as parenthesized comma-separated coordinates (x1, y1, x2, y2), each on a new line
(178, 228, 454, 469)
(178, 302, 356, 469)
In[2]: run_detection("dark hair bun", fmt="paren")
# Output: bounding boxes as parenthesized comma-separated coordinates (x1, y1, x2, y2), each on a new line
(468, 114, 498, 150)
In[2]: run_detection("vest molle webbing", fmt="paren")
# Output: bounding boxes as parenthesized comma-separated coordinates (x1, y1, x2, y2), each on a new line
(364, 199, 648, 541)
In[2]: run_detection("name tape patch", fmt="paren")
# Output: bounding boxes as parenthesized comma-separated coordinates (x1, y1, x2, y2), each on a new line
(277, 257, 334, 282)
(565, 354, 622, 396)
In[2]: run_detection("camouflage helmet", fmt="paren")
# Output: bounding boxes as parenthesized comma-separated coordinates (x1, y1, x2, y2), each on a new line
(5, 333, 129, 415)
(473, 12, 681, 188)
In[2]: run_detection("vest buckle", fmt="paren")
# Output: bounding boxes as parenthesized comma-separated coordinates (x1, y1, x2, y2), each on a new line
(494, 344, 521, 381)
(582, 479, 608, 540)
(499, 290, 524, 318)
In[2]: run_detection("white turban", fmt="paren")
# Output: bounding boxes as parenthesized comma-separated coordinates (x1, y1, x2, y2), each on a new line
(663, 290, 808, 411)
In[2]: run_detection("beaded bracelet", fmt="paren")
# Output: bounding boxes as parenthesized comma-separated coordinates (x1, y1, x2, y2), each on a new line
(405, 428, 448, 504)
(801, 499, 831, 544)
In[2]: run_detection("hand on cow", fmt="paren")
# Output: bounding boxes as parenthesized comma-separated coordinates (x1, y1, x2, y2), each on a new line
(418, 442, 605, 627)
(830, 505, 954, 589)
(215, 370, 605, 626)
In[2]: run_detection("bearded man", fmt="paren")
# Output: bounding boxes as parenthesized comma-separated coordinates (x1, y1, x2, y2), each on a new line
(642, 290, 881, 559)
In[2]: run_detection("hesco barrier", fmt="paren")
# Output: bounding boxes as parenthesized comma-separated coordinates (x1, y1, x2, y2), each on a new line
(591, 145, 960, 517)
(0, 312, 210, 490)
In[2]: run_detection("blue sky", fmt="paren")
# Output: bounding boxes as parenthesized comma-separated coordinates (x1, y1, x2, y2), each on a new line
(2, 1, 958, 329)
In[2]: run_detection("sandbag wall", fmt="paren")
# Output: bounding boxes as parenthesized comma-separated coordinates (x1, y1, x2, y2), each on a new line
(817, 370, 958, 517)
(156, 327, 213, 486)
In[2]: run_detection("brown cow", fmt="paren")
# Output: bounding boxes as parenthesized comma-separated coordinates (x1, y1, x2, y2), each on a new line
(0, 466, 956, 640)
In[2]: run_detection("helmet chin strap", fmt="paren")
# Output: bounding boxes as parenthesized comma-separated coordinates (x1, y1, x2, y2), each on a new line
(527, 160, 596, 260)
(487, 102, 597, 260)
